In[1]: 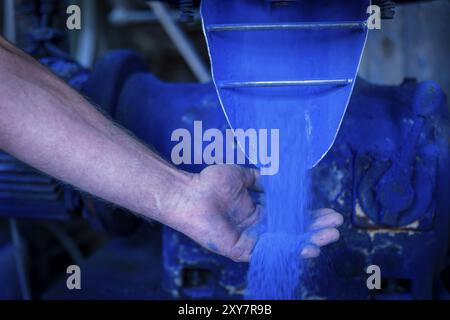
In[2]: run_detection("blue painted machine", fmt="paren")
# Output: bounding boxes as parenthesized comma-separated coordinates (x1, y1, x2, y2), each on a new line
(0, 0, 448, 300)
(81, 46, 449, 299)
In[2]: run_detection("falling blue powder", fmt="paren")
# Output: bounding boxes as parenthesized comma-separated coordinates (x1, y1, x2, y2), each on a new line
(245, 109, 312, 300)
(246, 233, 310, 299)
(201, 0, 368, 299)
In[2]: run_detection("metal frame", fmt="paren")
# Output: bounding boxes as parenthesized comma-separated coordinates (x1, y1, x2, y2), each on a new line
(219, 79, 353, 88)
(207, 21, 367, 32)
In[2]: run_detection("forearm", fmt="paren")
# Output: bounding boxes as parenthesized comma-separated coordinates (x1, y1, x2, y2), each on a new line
(0, 38, 192, 226)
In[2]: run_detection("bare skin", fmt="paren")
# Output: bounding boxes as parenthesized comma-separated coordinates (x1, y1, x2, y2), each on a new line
(0, 36, 343, 262)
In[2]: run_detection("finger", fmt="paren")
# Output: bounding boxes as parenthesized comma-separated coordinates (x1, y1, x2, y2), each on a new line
(229, 233, 256, 263)
(301, 244, 321, 259)
(239, 167, 263, 192)
(237, 204, 262, 231)
(230, 189, 256, 223)
(250, 171, 264, 193)
(311, 208, 339, 219)
(309, 211, 343, 231)
(250, 190, 265, 207)
(309, 228, 340, 247)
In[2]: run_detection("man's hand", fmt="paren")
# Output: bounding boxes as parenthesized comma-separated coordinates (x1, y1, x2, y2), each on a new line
(170, 165, 343, 262)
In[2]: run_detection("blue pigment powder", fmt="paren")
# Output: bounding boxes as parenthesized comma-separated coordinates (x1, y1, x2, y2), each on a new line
(201, 0, 369, 299)
(245, 111, 312, 300)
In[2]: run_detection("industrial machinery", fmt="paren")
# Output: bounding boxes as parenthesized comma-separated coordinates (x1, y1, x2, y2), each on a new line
(102, 53, 449, 299)
(0, 0, 448, 300)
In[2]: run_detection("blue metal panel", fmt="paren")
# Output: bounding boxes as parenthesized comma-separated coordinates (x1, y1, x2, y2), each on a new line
(201, 0, 370, 168)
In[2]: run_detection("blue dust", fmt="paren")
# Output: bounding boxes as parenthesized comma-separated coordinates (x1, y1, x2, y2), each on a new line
(245, 112, 312, 300)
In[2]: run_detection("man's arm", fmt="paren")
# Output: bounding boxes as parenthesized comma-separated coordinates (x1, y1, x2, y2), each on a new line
(0, 36, 343, 262)
(0, 36, 265, 261)
(0, 36, 191, 227)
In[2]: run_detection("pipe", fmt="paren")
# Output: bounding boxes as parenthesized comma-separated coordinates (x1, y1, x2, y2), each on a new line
(219, 79, 353, 88)
(3, 0, 16, 42)
(147, 1, 211, 83)
(207, 21, 367, 32)
(75, 0, 97, 68)
(9, 219, 31, 300)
